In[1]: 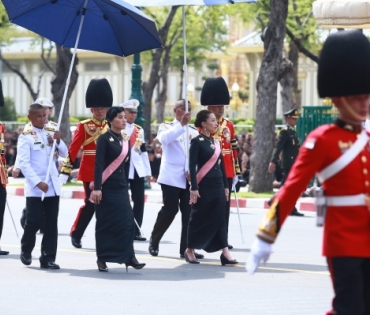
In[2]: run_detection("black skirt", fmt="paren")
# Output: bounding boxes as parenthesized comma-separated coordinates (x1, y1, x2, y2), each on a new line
(95, 178, 135, 264)
(187, 177, 228, 252)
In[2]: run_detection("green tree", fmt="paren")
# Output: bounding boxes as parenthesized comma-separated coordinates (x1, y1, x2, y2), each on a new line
(0, 97, 17, 121)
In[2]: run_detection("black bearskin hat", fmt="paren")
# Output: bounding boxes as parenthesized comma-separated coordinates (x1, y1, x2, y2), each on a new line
(0, 80, 4, 108)
(85, 78, 113, 108)
(318, 30, 370, 98)
(200, 76, 230, 106)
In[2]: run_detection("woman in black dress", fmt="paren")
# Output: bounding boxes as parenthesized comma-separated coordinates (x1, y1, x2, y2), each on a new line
(91, 107, 145, 272)
(185, 110, 238, 266)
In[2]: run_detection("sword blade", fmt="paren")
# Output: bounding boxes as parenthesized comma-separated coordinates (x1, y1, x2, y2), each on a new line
(6, 200, 19, 238)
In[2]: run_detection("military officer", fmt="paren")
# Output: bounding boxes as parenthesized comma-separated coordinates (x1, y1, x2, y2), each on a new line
(247, 30, 370, 315)
(13, 97, 57, 231)
(268, 108, 303, 216)
(148, 99, 203, 259)
(120, 99, 151, 241)
(59, 78, 112, 249)
(0, 80, 9, 255)
(202, 76, 241, 249)
(18, 104, 67, 269)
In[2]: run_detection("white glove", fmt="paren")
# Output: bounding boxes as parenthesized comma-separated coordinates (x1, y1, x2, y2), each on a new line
(59, 174, 69, 185)
(231, 175, 239, 192)
(246, 237, 272, 274)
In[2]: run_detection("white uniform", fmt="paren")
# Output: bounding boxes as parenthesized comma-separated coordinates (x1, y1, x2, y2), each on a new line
(17, 125, 67, 197)
(14, 121, 59, 169)
(123, 122, 151, 179)
(156, 119, 199, 189)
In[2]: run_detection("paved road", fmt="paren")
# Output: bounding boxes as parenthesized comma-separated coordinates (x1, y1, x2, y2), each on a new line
(0, 195, 332, 315)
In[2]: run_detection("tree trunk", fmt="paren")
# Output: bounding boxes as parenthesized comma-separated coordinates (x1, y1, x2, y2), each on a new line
(249, 0, 289, 193)
(156, 48, 171, 124)
(280, 47, 294, 119)
(51, 45, 79, 147)
(142, 6, 180, 141)
(289, 41, 301, 110)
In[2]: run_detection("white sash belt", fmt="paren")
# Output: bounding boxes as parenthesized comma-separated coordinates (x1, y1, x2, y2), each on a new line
(317, 194, 369, 207)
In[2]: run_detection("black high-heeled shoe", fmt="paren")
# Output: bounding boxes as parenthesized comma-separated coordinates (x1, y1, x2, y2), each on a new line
(184, 251, 200, 264)
(220, 253, 238, 266)
(97, 261, 108, 272)
(125, 256, 146, 272)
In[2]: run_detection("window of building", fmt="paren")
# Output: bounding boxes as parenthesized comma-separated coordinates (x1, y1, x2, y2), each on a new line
(85, 63, 110, 71)
(2, 63, 21, 72)
(39, 63, 56, 72)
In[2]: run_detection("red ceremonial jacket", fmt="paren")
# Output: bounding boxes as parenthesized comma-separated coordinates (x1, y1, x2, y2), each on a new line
(61, 117, 108, 182)
(257, 120, 370, 258)
(0, 123, 7, 187)
(210, 117, 240, 179)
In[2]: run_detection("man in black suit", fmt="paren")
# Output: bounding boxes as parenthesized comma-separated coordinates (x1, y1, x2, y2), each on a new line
(268, 108, 304, 216)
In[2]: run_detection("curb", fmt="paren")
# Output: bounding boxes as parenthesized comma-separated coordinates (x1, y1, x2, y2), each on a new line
(7, 187, 316, 212)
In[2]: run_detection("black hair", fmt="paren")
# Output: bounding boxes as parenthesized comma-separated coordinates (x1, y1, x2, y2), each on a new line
(28, 103, 44, 115)
(106, 106, 124, 127)
(194, 109, 213, 128)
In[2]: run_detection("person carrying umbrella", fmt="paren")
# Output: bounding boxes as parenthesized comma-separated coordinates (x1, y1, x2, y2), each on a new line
(247, 30, 370, 315)
(59, 78, 112, 249)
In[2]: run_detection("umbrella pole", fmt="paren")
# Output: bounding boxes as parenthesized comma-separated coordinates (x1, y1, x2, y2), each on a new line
(182, 6, 190, 177)
(42, 0, 89, 200)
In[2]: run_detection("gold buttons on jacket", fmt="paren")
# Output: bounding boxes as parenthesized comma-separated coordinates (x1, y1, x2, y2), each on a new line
(362, 156, 367, 163)
(364, 169, 369, 175)
(366, 181, 370, 187)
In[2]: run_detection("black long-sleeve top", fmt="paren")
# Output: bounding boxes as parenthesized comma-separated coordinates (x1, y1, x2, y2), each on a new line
(189, 134, 228, 191)
(94, 131, 130, 190)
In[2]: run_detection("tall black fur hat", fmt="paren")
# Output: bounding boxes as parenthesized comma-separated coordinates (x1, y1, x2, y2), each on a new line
(318, 30, 370, 98)
(200, 76, 230, 106)
(0, 80, 4, 108)
(85, 78, 113, 108)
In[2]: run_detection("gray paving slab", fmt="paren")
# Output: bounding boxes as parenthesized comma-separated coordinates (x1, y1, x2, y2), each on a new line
(0, 195, 332, 315)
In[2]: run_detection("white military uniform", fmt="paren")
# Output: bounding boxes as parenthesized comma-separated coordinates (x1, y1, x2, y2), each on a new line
(156, 119, 199, 189)
(17, 125, 67, 197)
(14, 120, 59, 169)
(123, 122, 151, 179)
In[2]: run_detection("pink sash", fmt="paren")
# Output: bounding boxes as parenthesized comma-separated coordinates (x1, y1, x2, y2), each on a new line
(196, 140, 221, 184)
(89, 140, 129, 201)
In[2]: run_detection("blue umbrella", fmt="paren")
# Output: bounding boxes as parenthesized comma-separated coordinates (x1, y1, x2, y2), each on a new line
(2, 0, 163, 199)
(2, 0, 162, 57)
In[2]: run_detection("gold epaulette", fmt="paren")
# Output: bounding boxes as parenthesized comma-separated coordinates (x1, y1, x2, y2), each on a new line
(223, 117, 231, 122)
(45, 126, 56, 132)
(22, 129, 32, 135)
(49, 121, 58, 126)
(80, 118, 92, 124)
(134, 124, 142, 129)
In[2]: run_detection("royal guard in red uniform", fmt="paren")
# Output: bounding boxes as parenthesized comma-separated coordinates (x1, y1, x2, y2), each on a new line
(0, 80, 9, 255)
(59, 78, 112, 248)
(247, 30, 370, 315)
(201, 77, 240, 249)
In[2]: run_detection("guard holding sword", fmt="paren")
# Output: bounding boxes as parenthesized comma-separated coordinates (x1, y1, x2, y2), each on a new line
(247, 30, 370, 315)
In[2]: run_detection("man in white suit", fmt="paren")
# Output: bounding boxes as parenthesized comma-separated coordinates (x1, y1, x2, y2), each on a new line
(17, 104, 67, 269)
(121, 99, 152, 241)
(148, 99, 203, 259)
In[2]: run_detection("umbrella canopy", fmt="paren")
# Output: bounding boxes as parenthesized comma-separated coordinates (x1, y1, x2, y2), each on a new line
(2, 0, 163, 57)
(130, 0, 255, 4)
(313, 0, 370, 28)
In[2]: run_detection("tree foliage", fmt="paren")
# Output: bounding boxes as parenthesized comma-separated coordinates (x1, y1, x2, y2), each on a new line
(141, 5, 229, 139)
(0, 97, 17, 121)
